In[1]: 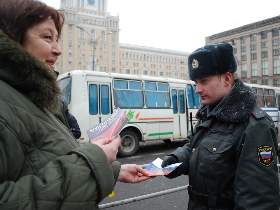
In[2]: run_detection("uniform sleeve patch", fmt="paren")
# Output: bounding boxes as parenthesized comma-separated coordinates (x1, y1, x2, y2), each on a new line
(257, 146, 274, 167)
(251, 105, 267, 119)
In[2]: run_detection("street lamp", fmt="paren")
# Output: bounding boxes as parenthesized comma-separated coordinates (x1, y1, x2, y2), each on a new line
(76, 25, 112, 71)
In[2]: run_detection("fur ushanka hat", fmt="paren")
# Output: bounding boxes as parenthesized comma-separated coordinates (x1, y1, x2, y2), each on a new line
(188, 42, 237, 81)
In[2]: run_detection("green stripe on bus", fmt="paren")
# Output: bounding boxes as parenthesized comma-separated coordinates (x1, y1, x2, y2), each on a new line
(148, 132, 173, 136)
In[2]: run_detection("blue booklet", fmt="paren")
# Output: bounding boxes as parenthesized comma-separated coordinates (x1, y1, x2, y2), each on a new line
(145, 157, 182, 176)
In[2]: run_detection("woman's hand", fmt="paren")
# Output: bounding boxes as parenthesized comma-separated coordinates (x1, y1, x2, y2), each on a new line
(117, 164, 151, 183)
(91, 135, 121, 164)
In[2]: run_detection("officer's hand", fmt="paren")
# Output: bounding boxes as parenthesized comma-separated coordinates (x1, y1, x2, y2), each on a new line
(161, 155, 178, 168)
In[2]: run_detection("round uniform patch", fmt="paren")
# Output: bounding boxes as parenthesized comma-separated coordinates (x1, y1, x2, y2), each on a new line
(257, 146, 274, 167)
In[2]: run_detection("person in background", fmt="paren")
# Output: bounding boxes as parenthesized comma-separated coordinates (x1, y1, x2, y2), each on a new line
(53, 70, 81, 139)
(60, 95, 82, 139)
(0, 1, 149, 209)
(161, 43, 279, 209)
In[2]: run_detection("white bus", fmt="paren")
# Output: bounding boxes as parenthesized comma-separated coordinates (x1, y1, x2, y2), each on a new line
(58, 70, 201, 157)
(246, 83, 280, 126)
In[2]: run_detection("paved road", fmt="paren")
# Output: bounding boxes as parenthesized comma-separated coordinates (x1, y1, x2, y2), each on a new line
(99, 140, 190, 210)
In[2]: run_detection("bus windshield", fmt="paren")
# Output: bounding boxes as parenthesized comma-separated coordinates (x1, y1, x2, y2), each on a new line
(59, 77, 72, 104)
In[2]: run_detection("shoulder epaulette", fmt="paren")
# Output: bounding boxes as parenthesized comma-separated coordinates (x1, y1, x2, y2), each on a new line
(251, 104, 267, 119)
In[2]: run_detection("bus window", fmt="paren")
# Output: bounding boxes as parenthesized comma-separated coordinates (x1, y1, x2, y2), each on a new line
(59, 77, 72, 104)
(277, 94, 280, 110)
(114, 80, 127, 88)
(145, 82, 170, 108)
(252, 88, 265, 107)
(89, 84, 98, 115)
(113, 79, 143, 108)
(171, 89, 178, 114)
(264, 89, 275, 107)
(101, 85, 109, 114)
(193, 85, 201, 108)
(187, 85, 194, 108)
(187, 85, 200, 108)
(179, 90, 185, 114)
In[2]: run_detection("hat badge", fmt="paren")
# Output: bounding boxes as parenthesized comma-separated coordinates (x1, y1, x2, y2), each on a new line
(192, 59, 199, 69)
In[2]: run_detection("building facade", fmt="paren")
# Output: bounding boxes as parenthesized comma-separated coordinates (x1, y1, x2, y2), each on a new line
(206, 16, 280, 86)
(119, 44, 188, 79)
(57, 0, 189, 79)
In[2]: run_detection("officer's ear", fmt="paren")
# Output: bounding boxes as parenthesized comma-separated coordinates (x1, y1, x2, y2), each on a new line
(223, 72, 233, 87)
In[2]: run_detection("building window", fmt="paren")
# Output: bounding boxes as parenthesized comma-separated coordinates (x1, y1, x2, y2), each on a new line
(261, 42, 268, 48)
(241, 55, 247, 61)
(252, 62, 258, 77)
(261, 51, 268, 58)
(274, 59, 280, 74)
(273, 39, 280, 46)
(251, 80, 258, 84)
(125, 69, 130, 74)
(273, 49, 280, 56)
(112, 68, 116, 72)
(143, 70, 148, 75)
(233, 48, 237, 54)
(274, 78, 280, 85)
(251, 44, 257, 50)
(261, 31, 268, 39)
(262, 79, 268, 85)
(241, 37, 246, 43)
(241, 64, 247, 78)
(251, 34, 257, 42)
(272, 28, 279, 37)
(251, 53, 257, 59)
(159, 72, 164, 76)
(241, 46, 246, 52)
(262, 60, 268, 75)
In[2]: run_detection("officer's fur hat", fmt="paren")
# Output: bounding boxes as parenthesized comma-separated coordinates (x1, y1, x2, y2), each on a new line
(188, 42, 237, 81)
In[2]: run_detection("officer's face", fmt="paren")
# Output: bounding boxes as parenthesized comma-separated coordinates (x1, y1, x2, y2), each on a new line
(195, 74, 232, 105)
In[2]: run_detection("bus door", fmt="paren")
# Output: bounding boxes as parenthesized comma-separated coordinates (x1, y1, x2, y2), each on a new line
(187, 84, 200, 135)
(88, 82, 111, 133)
(171, 89, 187, 139)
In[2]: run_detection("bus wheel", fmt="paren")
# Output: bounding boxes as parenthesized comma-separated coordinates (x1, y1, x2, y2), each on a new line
(118, 130, 139, 157)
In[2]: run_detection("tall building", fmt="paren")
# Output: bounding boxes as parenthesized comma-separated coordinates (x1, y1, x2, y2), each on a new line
(206, 16, 280, 86)
(57, 0, 120, 73)
(57, 0, 189, 79)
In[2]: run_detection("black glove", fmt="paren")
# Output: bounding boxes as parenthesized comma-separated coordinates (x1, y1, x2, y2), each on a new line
(161, 155, 178, 168)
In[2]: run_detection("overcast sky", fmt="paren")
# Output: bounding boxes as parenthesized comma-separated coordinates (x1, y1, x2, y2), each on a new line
(41, 0, 280, 53)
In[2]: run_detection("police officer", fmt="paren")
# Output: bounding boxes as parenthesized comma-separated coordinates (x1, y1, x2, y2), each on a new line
(161, 43, 280, 210)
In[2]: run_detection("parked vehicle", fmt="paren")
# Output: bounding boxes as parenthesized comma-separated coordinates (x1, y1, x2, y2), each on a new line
(58, 70, 200, 157)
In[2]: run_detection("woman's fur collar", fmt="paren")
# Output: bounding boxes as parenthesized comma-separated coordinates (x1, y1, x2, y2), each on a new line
(0, 30, 61, 114)
(196, 78, 256, 123)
